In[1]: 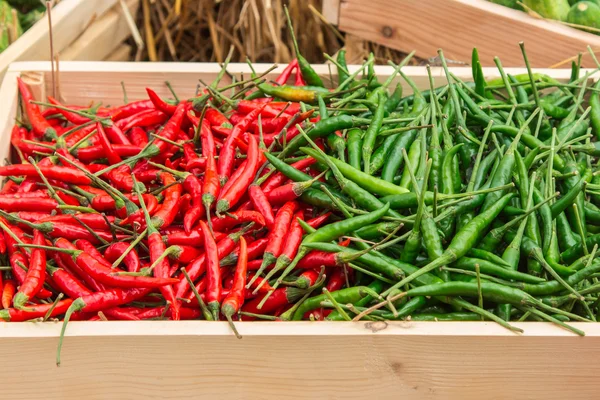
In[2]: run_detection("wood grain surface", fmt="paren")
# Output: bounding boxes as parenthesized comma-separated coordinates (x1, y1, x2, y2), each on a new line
(337, 0, 600, 67)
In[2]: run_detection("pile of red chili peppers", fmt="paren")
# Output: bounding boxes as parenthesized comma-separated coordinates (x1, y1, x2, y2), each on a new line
(6, 17, 600, 364)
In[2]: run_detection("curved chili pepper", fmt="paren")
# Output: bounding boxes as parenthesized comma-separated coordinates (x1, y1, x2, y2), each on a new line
(75, 239, 113, 268)
(217, 105, 266, 183)
(47, 96, 90, 125)
(17, 77, 56, 138)
(220, 237, 268, 267)
(48, 238, 178, 288)
(12, 230, 46, 309)
(53, 239, 105, 292)
(164, 228, 226, 247)
(200, 220, 221, 320)
(216, 134, 259, 214)
(103, 242, 141, 273)
(146, 88, 178, 115)
(151, 172, 182, 229)
(112, 99, 155, 121)
(116, 109, 168, 132)
(210, 210, 266, 232)
(275, 59, 299, 85)
(248, 184, 275, 229)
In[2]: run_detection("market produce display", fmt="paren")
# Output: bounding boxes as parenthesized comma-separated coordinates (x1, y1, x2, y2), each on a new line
(2, 12, 600, 363)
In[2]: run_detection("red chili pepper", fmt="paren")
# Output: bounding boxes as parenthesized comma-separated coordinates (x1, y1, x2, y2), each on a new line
(47, 96, 90, 125)
(146, 88, 178, 115)
(246, 272, 274, 294)
(275, 59, 298, 85)
(52, 239, 105, 292)
(240, 286, 304, 320)
(37, 214, 115, 231)
(205, 108, 232, 128)
(163, 228, 226, 247)
(200, 220, 221, 320)
(217, 105, 266, 183)
(17, 77, 56, 138)
(298, 269, 320, 289)
(75, 239, 112, 268)
(12, 230, 46, 308)
(73, 144, 142, 162)
(0, 299, 73, 321)
(128, 126, 149, 147)
(136, 306, 201, 320)
(112, 100, 154, 121)
(247, 201, 297, 287)
(265, 178, 315, 205)
(216, 134, 259, 214)
(326, 268, 346, 292)
(201, 122, 220, 218)
(220, 237, 268, 266)
(50, 238, 178, 288)
(0, 164, 91, 185)
(116, 109, 168, 132)
(174, 228, 245, 298)
(150, 172, 182, 229)
(2, 279, 15, 309)
(11, 125, 51, 155)
(296, 250, 339, 269)
(94, 122, 122, 164)
(221, 236, 247, 329)
(210, 210, 266, 232)
(103, 242, 141, 273)
(248, 184, 275, 229)
(46, 263, 91, 299)
(236, 100, 281, 118)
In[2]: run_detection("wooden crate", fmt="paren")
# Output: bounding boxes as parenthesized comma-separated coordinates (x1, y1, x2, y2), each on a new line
(324, 0, 600, 67)
(0, 0, 138, 80)
(0, 61, 599, 400)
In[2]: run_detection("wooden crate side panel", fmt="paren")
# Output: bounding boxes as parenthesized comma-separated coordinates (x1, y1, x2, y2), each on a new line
(5, 62, 577, 107)
(338, 0, 600, 67)
(0, 327, 598, 400)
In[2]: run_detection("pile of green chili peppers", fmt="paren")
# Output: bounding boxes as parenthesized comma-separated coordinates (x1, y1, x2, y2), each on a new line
(250, 43, 600, 336)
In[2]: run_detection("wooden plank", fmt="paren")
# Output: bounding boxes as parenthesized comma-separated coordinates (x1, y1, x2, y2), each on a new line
(338, 0, 600, 67)
(0, 0, 119, 80)
(322, 0, 340, 25)
(0, 322, 599, 399)
(60, 0, 139, 61)
(103, 44, 133, 62)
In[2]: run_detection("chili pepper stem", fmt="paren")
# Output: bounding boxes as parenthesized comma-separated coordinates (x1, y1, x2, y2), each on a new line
(57, 298, 85, 366)
(222, 304, 242, 339)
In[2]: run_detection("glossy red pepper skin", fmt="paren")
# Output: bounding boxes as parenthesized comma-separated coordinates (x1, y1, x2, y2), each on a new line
(128, 126, 149, 147)
(12, 230, 46, 308)
(103, 242, 141, 273)
(74, 144, 142, 162)
(164, 229, 226, 247)
(210, 210, 266, 232)
(0, 164, 91, 185)
(150, 172, 182, 229)
(248, 185, 275, 229)
(47, 96, 90, 125)
(200, 221, 221, 319)
(146, 88, 178, 115)
(216, 134, 259, 214)
(205, 108, 232, 129)
(17, 77, 56, 138)
(217, 105, 265, 183)
(0, 300, 73, 321)
(147, 231, 180, 320)
(221, 236, 248, 319)
(201, 121, 220, 215)
(1, 279, 15, 309)
(116, 109, 168, 132)
(112, 100, 155, 121)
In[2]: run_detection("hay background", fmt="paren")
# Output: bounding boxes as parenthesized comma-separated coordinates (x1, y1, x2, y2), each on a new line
(133, 0, 421, 65)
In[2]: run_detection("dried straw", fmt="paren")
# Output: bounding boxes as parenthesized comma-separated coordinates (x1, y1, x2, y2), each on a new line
(132, 0, 419, 65)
